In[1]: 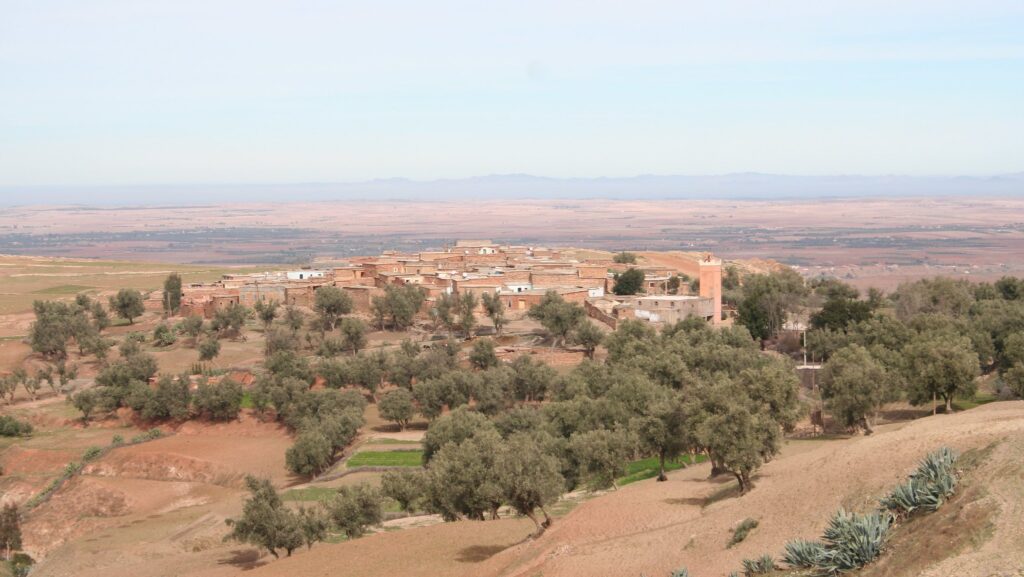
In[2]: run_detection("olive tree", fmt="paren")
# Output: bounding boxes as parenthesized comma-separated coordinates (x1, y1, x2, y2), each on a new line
(314, 286, 352, 331)
(381, 468, 426, 513)
(423, 429, 504, 521)
(481, 291, 506, 335)
(496, 433, 565, 536)
(339, 317, 367, 354)
(571, 320, 604, 359)
(904, 334, 979, 414)
(326, 483, 384, 538)
(528, 291, 585, 348)
(469, 338, 499, 370)
(285, 429, 334, 477)
(820, 344, 890, 434)
(568, 428, 632, 490)
(225, 476, 304, 558)
(109, 289, 145, 325)
(378, 388, 415, 430)
(163, 273, 183, 315)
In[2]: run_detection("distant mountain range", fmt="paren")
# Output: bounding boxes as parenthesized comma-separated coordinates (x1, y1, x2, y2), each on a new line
(3, 172, 1023, 205)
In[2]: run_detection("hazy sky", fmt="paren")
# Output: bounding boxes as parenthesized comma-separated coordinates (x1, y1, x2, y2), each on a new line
(2, 1, 1023, 187)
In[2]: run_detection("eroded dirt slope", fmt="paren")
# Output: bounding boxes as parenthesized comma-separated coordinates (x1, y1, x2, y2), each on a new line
(241, 401, 1024, 577)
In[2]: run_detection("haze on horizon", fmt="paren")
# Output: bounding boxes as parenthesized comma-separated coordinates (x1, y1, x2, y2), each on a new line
(2, 1, 1024, 199)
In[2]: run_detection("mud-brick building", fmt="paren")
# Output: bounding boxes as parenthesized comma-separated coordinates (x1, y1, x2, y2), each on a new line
(238, 283, 287, 307)
(333, 266, 374, 286)
(499, 287, 588, 313)
(339, 285, 383, 314)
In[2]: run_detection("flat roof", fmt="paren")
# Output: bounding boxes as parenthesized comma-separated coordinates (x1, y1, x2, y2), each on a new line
(637, 295, 703, 301)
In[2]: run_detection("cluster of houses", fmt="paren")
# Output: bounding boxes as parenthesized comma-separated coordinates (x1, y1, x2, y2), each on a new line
(178, 240, 723, 328)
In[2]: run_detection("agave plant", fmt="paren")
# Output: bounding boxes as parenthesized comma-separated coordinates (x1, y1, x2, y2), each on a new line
(911, 447, 958, 485)
(783, 538, 827, 568)
(881, 448, 959, 518)
(741, 554, 776, 575)
(818, 509, 891, 574)
(880, 479, 923, 518)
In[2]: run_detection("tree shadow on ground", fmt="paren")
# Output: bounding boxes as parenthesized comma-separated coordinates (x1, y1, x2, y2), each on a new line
(663, 497, 707, 507)
(218, 548, 270, 571)
(457, 544, 509, 563)
(370, 421, 429, 433)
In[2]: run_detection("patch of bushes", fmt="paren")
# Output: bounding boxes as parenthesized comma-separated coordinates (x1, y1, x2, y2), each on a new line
(82, 445, 103, 462)
(24, 461, 81, 510)
(193, 378, 244, 421)
(131, 428, 163, 443)
(9, 552, 35, 577)
(0, 415, 33, 437)
(728, 518, 759, 548)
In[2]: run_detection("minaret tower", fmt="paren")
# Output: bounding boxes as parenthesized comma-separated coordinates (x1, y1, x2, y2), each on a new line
(699, 254, 723, 326)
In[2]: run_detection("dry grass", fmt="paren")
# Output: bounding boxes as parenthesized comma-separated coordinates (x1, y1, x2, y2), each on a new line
(0, 254, 262, 316)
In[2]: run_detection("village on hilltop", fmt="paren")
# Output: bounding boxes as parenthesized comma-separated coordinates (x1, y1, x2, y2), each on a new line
(176, 240, 724, 329)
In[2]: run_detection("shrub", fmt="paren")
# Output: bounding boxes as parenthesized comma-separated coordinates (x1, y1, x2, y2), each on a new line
(0, 415, 33, 437)
(82, 446, 103, 462)
(783, 538, 827, 568)
(153, 323, 177, 347)
(728, 518, 759, 548)
(198, 337, 221, 362)
(130, 428, 165, 444)
(10, 552, 35, 577)
(111, 434, 124, 446)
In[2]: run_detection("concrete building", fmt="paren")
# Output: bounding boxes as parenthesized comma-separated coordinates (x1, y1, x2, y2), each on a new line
(286, 270, 327, 281)
(634, 295, 716, 324)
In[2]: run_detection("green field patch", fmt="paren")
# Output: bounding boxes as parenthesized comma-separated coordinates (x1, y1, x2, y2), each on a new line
(953, 392, 998, 411)
(347, 450, 423, 468)
(31, 284, 94, 295)
(618, 454, 707, 486)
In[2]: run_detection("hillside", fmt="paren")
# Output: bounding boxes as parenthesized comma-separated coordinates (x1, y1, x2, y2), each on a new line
(238, 401, 1024, 577)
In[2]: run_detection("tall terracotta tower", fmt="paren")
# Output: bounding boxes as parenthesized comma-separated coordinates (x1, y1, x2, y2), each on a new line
(699, 254, 723, 325)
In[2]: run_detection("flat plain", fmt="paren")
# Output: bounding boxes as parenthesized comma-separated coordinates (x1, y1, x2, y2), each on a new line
(2, 197, 1022, 290)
